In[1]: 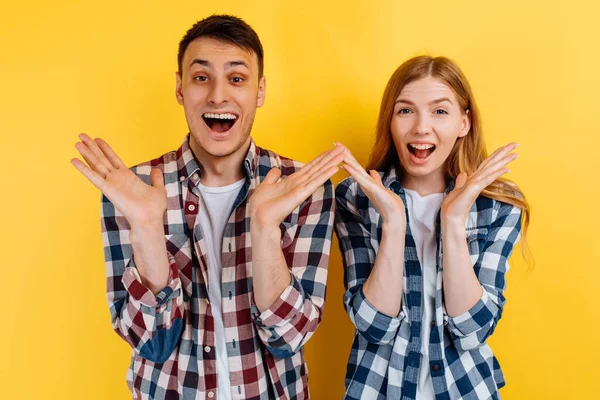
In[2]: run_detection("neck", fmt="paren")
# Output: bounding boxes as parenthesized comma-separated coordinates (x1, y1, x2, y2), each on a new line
(189, 136, 250, 187)
(401, 169, 446, 196)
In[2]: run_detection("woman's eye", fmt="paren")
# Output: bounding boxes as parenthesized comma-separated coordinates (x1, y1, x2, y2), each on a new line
(194, 76, 208, 82)
(434, 109, 448, 114)
(398, 108, 412, 114)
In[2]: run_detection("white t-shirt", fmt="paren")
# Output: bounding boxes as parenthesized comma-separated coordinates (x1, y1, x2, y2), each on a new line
(403, 188, 445, 400)
(197, 178, 245, 400)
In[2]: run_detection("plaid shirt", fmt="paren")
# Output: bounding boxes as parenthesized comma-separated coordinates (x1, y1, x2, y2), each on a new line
(101, 136, 334, 400)
(334, 167, 523, 400)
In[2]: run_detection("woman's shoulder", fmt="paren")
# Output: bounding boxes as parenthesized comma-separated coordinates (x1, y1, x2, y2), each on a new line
(469, 195, 523, 230)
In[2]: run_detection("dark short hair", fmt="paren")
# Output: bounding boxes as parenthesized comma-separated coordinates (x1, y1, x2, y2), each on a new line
(177, 15, 264, 78)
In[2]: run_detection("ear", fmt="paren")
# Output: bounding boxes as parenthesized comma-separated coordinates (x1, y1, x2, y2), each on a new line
(175, 71, 184, 105)
(256, 75, 266, 108)
(458, 109, 471, 138)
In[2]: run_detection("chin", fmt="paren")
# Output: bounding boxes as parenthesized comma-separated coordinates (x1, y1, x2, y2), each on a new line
(192, 129, 249, 157)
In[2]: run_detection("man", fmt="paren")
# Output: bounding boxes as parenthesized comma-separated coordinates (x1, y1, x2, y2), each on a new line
(71, 15, 343, 399)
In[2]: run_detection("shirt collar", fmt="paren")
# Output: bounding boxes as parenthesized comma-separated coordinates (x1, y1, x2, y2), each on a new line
(176, 134, 260, 183)
(381, 164, 456, 195)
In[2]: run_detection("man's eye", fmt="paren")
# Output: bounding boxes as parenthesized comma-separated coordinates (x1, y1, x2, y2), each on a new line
(194, 76, 208, 82)
(231, 77, 244, 83)
(398, 108, 412, 114)
(434, 109, 448, 114)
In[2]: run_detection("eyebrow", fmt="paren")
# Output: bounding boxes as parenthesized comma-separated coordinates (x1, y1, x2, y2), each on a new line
(189, 59, 250, 71)
(395, 97, 454, 105)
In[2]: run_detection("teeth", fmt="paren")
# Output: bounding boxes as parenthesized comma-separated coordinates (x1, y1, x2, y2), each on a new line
(409, 143, 435, 150)
(203, 113, 237, 120)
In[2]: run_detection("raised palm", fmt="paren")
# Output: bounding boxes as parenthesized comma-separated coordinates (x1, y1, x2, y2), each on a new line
(249, 145, 345, 228)
(71, 134, 166, 226)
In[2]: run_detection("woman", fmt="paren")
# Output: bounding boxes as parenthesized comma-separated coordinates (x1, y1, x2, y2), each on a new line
(334, 56, 530, 400)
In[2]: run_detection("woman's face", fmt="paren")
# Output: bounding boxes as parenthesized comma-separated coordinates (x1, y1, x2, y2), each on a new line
(391, 76, 470, 187)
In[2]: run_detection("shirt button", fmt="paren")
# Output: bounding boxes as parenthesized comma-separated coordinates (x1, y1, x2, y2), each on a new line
(432, 364, 440, 372)
(207, 391, 214, 398)
(204, 346, 211, 353)
(179, 176, 185, 182)
(193, 173, 199, 181)
(188, 204, 196, 212)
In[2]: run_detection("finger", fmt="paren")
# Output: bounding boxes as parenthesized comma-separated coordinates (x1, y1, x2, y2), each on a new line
(75, 142, 109, 178)
(335, 142, 358, 162)
(477, 168, 510, 191)
(71, 158, 106, 189)
(341, 162, 378, 194)
(477, 142, 518, 172)
(475, 153, 518, 183)
(95, 138, 125, 169)
(296, 164, 340, 200)
(300, 145, 345, 181)
(78, 134, 115, 172)
(150, 168, 165, 189)
(484, 152, 518, 174)
(338, 146, 371, 181)
(454, 172, 468, 189)
(369, 170, 382, 184)
(304, 151, 344, 183)
(263, 167, 282, 184)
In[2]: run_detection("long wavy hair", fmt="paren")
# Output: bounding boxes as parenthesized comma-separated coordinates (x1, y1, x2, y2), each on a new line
(367, 55, 531, 261)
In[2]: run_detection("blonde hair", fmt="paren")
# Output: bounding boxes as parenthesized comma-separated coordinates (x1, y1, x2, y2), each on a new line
(367, 55, 531, 263)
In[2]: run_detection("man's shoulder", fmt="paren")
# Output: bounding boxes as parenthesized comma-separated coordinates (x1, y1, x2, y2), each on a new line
(128, 149, 180, 184)
(255, 145, 334, 201)
(254, 145, 304, 178)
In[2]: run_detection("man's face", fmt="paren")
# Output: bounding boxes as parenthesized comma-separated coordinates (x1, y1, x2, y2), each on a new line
(176, 37, 265, 158)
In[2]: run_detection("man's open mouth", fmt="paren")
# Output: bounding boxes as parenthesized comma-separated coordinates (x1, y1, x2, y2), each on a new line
(407, 143, 436, 160)
(202, 112, 238, 133)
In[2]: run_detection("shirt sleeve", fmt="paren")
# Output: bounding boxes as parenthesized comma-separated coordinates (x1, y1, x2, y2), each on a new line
(443, 202, 523, 351)
(251, 179, 334, 358)
(101, 193, 185, 363)
(334, 178, 406, 345)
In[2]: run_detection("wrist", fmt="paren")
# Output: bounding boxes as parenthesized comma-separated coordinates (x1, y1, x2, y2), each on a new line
(250, 219, 281, 239)
(441, 218, 466, 237)
(129, 220, 165, 244)
(382, 216, 406, 233)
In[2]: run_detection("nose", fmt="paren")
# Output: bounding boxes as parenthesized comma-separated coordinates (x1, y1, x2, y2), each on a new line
(207, 79, 228, 105)
(414, 113, 433, 135)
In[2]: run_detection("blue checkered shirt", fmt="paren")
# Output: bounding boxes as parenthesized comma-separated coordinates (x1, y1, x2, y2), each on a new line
(334, 167, 522, 400)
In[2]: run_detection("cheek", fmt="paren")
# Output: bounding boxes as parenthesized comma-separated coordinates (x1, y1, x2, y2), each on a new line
(239, 89, 259, 108)
(181, 85, 205, 105)
(390, 118, 411, 142)
(433, 120, 462, 143)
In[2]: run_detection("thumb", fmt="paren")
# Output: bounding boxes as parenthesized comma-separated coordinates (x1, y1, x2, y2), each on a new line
(263, 168, 282, 184)
(369, 170, 382, 184)
(150, 168, 165, 189)
(455, 172, 468, 189)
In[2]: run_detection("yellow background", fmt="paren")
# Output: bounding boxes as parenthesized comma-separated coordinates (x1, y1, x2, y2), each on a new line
(2, 0, 599, 399)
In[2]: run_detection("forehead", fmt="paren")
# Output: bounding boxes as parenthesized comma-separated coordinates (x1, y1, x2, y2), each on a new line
(398, 77, 457, 102)
(182, 37, 258, 70)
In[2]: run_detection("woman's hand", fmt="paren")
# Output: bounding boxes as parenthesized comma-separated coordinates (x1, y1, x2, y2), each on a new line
(441, 142, 519, 227)
(337, 143, 406, 228)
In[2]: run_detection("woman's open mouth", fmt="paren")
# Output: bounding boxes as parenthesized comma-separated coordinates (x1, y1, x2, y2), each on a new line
(407, 143, 436, 161)
(202, 112, 238, 134)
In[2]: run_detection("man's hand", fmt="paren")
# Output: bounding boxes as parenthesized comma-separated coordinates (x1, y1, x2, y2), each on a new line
(72, 133, 170, 294)
(71, 133, 167, 228)
(248, 145, 344, 231)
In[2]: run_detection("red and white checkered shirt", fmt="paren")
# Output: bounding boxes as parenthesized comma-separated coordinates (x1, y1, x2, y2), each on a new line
(101, 136, 335, 399)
